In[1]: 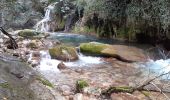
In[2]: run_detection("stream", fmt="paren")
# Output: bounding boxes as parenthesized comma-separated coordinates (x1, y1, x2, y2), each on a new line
(34, 1, 170, 82)
(32, 32, 170, 80)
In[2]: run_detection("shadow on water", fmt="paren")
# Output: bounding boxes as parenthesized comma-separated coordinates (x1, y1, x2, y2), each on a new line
(48, 32, 126, 46)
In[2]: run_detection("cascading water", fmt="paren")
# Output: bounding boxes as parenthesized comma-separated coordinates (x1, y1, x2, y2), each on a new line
(35, 2, 57, 32)
(36, 50, 102, 75)
(143, 48, 170, 76)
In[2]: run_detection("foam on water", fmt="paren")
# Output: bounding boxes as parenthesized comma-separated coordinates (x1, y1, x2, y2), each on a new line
(145, 59, 170, 74)
(37, 51, 103, 73)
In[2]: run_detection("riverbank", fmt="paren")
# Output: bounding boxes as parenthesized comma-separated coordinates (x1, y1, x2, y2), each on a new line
(0, 29, 170, 99)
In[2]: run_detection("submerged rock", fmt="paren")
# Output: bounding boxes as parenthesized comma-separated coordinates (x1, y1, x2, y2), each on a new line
(80, 42, 147, 62)
(49, 45, 79, 61)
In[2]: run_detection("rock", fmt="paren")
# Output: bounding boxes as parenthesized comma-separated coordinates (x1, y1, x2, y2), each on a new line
(18, 29, 49, 39)
(60, 85, 73, 96)
(0, 0, 48, 30)
(73, 93, 83, 100)
(49, 45, 79, 61)
(0, 54, 51, 99)
(80, 42, 147, 62)
(25, 39, 44, 49)
(31, 61, 39, 67)
(58, 62, 67, 70)
(111, 93, 139, 100)
(26, 42, 38, 49)
(32, 51, 41, 58)
(12, 52, 20, 57)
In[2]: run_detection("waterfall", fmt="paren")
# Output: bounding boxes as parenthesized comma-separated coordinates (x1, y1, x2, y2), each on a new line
(35, 2, 58, 32)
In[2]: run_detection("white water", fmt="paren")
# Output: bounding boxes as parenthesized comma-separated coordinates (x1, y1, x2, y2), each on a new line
(36, 51, 103, 74)
(35, 2, 58, 32)
(145, 59, 170, 74)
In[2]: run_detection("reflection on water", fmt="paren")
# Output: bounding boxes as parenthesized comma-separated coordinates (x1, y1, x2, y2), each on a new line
(48, 32, 125, 46)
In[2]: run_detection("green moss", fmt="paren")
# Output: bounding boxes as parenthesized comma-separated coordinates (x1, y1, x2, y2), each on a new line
(36, 77, 54, 88)
(80, 42, 108, 54)
(18, 29, 48, 39)
(117, 27, 136, 41)
(18, 29, 40, 37)
(72, 26, 95, 34)
(76, 79, 89, 92)
(49, 45, 78, 61)
(141, 91, 150, 97)
(0, 82, 10, 89)
(102, 86, 134, 95)
(49, 47, 61, 58)
(58, 20, 65, 30)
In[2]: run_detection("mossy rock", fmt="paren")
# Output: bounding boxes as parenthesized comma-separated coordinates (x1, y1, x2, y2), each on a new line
(80, 42, 147, 62)
(49, 45, 79, 61)
(80, 42, 114, 56)
(18, 29, 49, 39)
(76, 79, 89, 93)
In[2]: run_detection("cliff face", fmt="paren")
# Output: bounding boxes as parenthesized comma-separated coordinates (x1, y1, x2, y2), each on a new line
(0, 0, 48, 30)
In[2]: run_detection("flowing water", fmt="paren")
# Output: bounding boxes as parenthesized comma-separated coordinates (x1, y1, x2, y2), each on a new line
(48, 33, 170, 78)
(35, 2, 58, 32)
(34, 1, 170, 79)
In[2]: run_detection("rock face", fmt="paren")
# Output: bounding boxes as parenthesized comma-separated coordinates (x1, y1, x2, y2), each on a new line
(0, 0, 48, 30)
(80, 42, 147, 62)
(49, 45, 79, 61)
(0, 53, 56, 100)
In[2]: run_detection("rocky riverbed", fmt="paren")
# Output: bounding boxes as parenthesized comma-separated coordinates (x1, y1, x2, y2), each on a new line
(0, 29, 170, 100)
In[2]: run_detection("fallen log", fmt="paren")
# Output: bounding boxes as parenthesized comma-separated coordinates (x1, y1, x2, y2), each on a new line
(0, 27, 18, 49)
(101, 71, 170, 99)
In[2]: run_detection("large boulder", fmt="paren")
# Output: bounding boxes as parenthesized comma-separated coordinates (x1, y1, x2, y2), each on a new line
(49, 45, 79, 61)
(0, 0, 48, 30)
(80, 42, 147, 62)
(0, 53, 57, 100)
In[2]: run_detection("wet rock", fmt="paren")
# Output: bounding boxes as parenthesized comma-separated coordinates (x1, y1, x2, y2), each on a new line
(49, 45, 79, 61)
(58, 62, 67, 70)
(32, 51, 41, 58)
(31, 61, 39, 67)
(80, 42, 147, 62)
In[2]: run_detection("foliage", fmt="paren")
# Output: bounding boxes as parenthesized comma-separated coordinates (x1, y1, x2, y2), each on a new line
(76, 79, 88, 92)
(0, 82, 10, 89)
(36, 76, 54, 88)
(74, 0, 170, 41)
